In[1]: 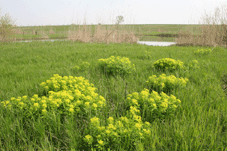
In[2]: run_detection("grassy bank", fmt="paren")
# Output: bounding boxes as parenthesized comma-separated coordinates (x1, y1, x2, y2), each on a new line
(0, 41, 227, 150)
(10, 24, 204, 42)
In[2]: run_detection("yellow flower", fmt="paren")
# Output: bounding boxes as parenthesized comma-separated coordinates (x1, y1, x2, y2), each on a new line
(92, 103, 98, 109)
(33, 94, 38, 99)
(22, 96, 27, 100)
(107, 117, 114, 123)
(98, 140, 104, 146)
(90, 117, 99, 126)
(108, 124, 116, 130)
(131, 99, 138, 105)
(117, 121, 124, 128)
(69, 108, 74, 113)
(65, 99, 70, 104)
(85, 102, 90, 107)
(42, 104, 47, 108)
(41, 99, 46, 104)
(42, 109, 47, 114)
(135, 123, 142, 129)
(160, 102, 168, 108)
(33, 103, 39, 108)
(84, 135, 93, 145)
(105, 130, 111, 134)
(97, 135, 101, 139)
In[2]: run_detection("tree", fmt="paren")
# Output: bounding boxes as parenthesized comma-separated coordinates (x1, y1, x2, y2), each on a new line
(116, 15, 124, 25)
(0, 8, 16, 42)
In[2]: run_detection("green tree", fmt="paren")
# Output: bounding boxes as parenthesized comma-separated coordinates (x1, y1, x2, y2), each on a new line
(0, 8, 16, 42)
(116, 15, 124, 25)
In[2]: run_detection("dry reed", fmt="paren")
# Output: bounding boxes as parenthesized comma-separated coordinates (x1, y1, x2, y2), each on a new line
(40, 31, 49, 39)
(68, 24, 139, 44)
(49, 28, 55, 34)
(176, 5, 227, 47)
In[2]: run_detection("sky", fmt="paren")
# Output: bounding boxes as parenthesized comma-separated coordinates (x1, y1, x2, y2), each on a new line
(0, 0, 226, 26)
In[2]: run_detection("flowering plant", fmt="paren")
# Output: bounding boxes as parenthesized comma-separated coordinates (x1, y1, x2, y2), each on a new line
(153, 58, 184, 71)
(1, 74, 106, 118)
(194, 48, 211, 55)
(139, 50, 152, 60)
(126, 89, 181, 121)
(186, 60, 200, 70)
(98, 56, 135, 76)
(84, 115, 151, 150)
(146, 74, 189, 93)
(73, 61, 90, 71)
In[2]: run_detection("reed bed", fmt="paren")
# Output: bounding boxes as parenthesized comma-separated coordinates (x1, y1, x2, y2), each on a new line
(67, 24, 139, 44)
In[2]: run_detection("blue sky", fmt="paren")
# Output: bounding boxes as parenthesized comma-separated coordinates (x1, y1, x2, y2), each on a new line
(0, 0, 226, 26)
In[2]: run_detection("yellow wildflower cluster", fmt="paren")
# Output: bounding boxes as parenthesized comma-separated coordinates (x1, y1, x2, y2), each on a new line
(153, 58, 184, 71)
(1, 74, 106, 117)
(73, 61, 90, 71)
(194, 48, 212, 55)
(84, 115, 151, 149)
(98, 56, 135, 76)
(127, 88, 181, 121)
(143, 50, 152, 59)
(187, 60, 199, 70)
(146, 74, 189, 92)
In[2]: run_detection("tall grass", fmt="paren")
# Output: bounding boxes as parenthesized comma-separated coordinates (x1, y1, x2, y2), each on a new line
(67, 24, 139, 44)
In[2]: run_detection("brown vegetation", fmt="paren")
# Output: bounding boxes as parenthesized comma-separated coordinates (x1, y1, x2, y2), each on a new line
(49, 28, 55, 34)
(176, 5, 227, 47)
(68, 24, 138, 44)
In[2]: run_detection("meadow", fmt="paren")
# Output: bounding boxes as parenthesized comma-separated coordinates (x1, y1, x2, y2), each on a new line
(0, 40, 227, 150)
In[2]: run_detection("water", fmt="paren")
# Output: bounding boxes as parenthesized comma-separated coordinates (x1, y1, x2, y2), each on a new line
(15, 39, 177, 46)
(137, 41, 176, 46)
(15, 39, 67, 43)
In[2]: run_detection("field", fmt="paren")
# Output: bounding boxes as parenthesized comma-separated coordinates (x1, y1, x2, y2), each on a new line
(0, 40, 227, 150)
(10, 24, 205, 42)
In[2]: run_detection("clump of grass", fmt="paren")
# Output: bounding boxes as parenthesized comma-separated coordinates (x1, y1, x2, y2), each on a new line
(221, 70, 227, 95)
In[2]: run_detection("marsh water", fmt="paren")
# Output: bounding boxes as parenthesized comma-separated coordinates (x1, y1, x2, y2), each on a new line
(137, 41, 176, 46)
(15, 39, 177, 46)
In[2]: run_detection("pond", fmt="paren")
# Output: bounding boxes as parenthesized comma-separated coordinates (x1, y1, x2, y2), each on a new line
(137, 41, 176, 46)
(15, 39, 177, 46)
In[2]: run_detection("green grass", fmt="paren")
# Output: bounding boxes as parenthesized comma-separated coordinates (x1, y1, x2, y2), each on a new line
(11, 24, 204, 42)
(0, 41, 227, 150)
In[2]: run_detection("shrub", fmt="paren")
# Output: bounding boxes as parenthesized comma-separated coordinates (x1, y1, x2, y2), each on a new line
(0, 9, 16, 42)
(73, 61, 90, 71)
(153, 58, 184, 71)
(146, 74, 189, 93)
(84, 115, 151, 150)
(186, 60, 200, 70)
(1, 74, 106, 118)
(98, 56, 135, 76)
(126, 89, 181, 122)
(194, 48, 212, 55)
